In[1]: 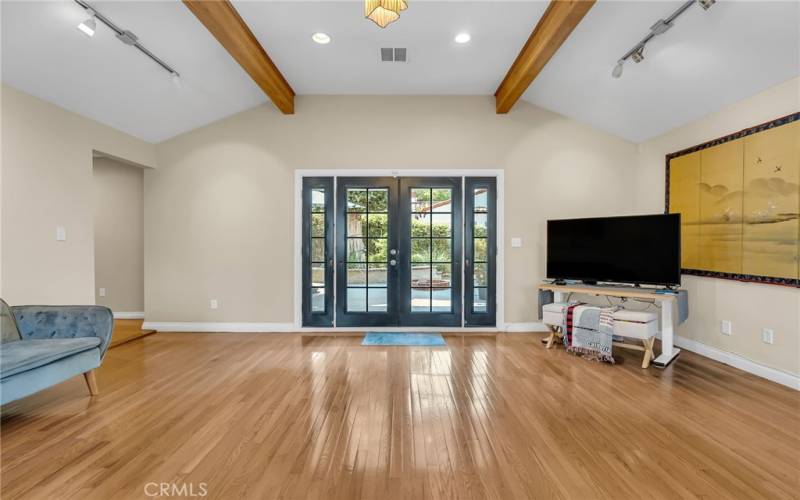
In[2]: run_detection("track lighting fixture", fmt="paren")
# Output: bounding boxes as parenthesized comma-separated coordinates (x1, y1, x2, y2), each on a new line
(631, 46, 645, 63)
(77, 12, 96, 37)
(612, 61, 624, 79)
(73, 0, 180, 79)
(698, 0, 715, 10)
(611, 0, 715, 79)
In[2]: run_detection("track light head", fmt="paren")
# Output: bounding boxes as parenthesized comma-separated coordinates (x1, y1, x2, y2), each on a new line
(77, 13, 96, 37)
(698, 0, 715, 10)
(612, 61, 624, 79)
(631, 46, 645, 63)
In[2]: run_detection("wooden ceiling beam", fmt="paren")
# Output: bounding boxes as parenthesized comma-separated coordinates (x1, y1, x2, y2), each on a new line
(495, 0, 596, 114)
(183, 0, 295, 114)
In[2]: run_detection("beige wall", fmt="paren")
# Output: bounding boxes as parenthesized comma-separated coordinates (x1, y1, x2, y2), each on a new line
(1, 84, 156, 305)
(93, 157, 145, 312)
(635, 76, 800, 377)
(147, 96, 639, 323)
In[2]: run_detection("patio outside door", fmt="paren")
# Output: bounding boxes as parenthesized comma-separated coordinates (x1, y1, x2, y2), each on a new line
(335, 177, 462, 327)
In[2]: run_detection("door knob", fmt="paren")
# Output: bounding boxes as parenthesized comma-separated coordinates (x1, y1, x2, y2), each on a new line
(389, 259, 397, 266)
(390, 249, 397, 256)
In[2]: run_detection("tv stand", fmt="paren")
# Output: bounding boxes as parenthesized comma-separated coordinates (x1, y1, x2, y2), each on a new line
(538, 283, 682, 367)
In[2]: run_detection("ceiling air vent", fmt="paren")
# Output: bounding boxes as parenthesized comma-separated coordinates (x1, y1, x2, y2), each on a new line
(380, 48, 407, 63)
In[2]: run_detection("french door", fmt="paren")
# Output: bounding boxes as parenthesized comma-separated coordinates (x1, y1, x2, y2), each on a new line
(301, 175, 496, 328)
(335, 177, 462, 327)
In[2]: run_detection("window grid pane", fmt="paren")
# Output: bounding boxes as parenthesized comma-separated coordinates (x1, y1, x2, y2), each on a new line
(347, 188, 390, 313)
(472, 186, 490, 315)
(409, 186, 453, 313)
(306, 185, 328, 319)
(311, 189, 326, 213)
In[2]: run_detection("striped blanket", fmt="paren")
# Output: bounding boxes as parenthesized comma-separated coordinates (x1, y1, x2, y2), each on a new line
(563, 304, 617, 364)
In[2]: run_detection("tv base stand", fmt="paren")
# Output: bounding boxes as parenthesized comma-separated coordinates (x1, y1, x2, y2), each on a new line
(538, 283, 681, 367)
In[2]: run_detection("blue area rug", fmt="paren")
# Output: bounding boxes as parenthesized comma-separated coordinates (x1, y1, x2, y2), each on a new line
(362, 332, 446, 346)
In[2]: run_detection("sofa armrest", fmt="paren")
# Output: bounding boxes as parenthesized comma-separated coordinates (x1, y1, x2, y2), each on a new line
(11, 305, 114, 359)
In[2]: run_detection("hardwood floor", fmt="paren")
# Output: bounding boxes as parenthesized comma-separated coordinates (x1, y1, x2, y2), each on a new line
(108, 319, 156, 349)
(1, 332, 798, 499)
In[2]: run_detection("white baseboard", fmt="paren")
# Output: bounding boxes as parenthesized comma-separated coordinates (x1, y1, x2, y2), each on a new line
(114, 311, 145, 320)
(141, 322, 296, 333)
(674, 335, 799, 391)
(504, 322, 548, 332)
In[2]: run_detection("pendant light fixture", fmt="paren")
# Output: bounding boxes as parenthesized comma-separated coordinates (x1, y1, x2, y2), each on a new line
(365, 0, 408, 29)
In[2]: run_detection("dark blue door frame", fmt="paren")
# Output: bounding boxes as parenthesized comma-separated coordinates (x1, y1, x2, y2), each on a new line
(335, 177, 399, 327)
(397, 177, 463, 327)
(302, 175, 497, 328)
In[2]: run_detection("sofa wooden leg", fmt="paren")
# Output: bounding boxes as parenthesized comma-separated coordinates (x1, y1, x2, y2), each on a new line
(84, 370, 99, 396)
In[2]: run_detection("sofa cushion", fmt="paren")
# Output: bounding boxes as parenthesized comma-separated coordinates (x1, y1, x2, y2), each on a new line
(1, 299, 21, 343)
(0, 337, 101, 379)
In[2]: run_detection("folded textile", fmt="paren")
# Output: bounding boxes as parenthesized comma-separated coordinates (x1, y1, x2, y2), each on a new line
(566, 305, 618, 364)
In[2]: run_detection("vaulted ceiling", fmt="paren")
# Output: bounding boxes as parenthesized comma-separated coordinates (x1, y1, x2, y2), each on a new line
(2, 1, 797, 143)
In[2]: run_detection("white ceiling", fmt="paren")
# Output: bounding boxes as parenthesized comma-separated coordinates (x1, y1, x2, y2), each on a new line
(1, 0, 267, 143)
(2, 1, 798, 144)
(233, 0, 548, 94)
(523, 0, 800, 142)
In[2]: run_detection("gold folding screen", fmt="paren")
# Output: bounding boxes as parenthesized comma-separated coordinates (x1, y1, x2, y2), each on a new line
(666, 113, 800, 286)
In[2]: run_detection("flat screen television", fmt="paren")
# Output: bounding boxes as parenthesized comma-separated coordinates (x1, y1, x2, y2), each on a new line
(547, 214, 681, 287)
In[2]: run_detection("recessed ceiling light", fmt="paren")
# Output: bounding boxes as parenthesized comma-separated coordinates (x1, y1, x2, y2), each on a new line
(454, 32, 471, 44)
(312, 32, 331, 45)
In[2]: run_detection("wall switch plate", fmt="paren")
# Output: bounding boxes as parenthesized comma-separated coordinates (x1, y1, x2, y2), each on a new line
(762, 328, 774, 345)
(721, 320, 732, 336)
(99, 288, 106, 297)
(56, 226, 66, 241)
(511, 237, 522, 248)
(210, 299, 219, 310)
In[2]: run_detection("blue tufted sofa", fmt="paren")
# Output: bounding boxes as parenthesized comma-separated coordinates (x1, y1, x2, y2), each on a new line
(1, 300, 113, 405)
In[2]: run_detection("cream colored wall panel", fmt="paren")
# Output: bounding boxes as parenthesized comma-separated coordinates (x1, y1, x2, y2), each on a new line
(147, 96, 639, 325)
(0, 85, 156, 305)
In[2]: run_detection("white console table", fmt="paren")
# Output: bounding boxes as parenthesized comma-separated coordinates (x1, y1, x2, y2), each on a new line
(538, 283, 681, 367)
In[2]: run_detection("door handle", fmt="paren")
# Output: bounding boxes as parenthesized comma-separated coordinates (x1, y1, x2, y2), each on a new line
(389, 259, 397, 266)
(390, 248, 397, 256)
(465, 258, 470, 267)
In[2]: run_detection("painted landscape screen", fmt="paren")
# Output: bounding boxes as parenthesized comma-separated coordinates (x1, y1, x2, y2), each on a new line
(668, 117, 799, 285)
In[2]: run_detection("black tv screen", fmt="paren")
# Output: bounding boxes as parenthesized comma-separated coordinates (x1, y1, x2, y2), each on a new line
(547, 214, 681, 286)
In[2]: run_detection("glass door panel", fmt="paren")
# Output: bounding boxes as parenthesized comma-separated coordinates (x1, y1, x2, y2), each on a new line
(336, 178, 398, 326)
(465, 177, 496, 326)
(302, 177, 333, 326)
(398, 178, 462, 326)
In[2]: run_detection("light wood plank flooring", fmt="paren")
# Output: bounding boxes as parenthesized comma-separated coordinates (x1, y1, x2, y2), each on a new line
(1, 333, 798, 499)
(108, 319, 156, 349)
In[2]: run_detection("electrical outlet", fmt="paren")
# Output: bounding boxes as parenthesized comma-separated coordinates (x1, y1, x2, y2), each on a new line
(720, 320, 732, 336)
(210, 299, 218, 310)
(762, 328, 774, 345)
(511, 237, 522, 248)
(99, 288, 106, 297)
